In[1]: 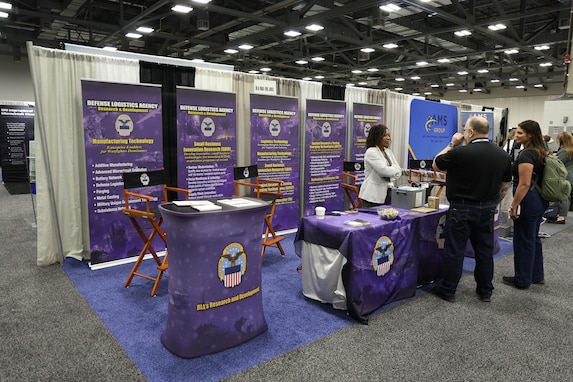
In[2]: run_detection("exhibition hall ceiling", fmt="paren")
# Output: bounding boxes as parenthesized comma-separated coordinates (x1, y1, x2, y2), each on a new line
(0, 0, 571, 96)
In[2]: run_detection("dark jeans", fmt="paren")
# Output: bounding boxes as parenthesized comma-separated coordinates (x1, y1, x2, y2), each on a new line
(440, 201, 497, 298)
(512, 187, 547, 287)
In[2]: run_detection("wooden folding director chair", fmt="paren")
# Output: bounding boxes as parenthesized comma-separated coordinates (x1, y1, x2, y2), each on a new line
(122, 169, 192, 296)
(233, 164, 285, 259)
(341, 161, 364, 209)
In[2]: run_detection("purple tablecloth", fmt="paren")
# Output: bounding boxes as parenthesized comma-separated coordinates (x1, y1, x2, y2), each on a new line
(159, 200, 270, 358)
(295, 208, 447, 323)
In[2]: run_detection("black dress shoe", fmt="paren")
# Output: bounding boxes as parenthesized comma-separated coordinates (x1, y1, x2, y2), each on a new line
(478, 294, 491, 302)
(502, 276, 529, 289)
(430, 287, 455, 302)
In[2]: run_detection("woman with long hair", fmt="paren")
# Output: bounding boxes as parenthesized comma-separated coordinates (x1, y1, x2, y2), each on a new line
(503, 120, 548, 289)
(358, 124, 402, 207)
(548, 131, 573, 223)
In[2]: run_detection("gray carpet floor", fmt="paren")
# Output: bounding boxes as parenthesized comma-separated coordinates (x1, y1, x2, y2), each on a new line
(2, 183, 572, 381)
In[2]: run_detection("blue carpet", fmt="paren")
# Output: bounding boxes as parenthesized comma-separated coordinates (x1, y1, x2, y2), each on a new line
(63, 234, 514, 381)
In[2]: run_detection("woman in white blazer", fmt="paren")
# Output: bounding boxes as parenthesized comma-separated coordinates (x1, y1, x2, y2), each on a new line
(359, 124, 402, 207)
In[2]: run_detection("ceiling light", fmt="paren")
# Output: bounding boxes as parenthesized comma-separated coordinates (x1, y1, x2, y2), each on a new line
(416, 61, 428, 66)
(351, 69, 363, 74)
(314, 75, 325, 79)
(474, 88, 483, 92)
(0, 11, 9, 18)
(454, 30, 472, 37)
(412, 92, 420, 96)
(395, 77, 405, 81)
(238, 44, 254, 50)
(477, 69, 489, 73)
(125, 32, 142, 39)
(311, 56, 325, 62)
(394, 87, 403, 91)
(284, 30, 301, 37)
(431, 84, 440, 88)
(504, 49, 519, 54)
(457, 71, 468, 75)
(411, 75, 421, 80)
(516, 85, 525, 89)
(534, 84, 544, 88)
(171, 5, 193, 13)
(306, 24, 324, 31)
(346, 83, 355, 87)
(302, 77, 312, 81)
(424, 92, 432, 95)
(383, 43, 398, 49)
(224, 48, 238, 54)
(249, 70, 259, 74)
(102, 46, 117, 51)
(379, 4, 401, 12)
(534, 45, 550, 51)
(192, 0, 212, 3)
(0, 2, 12, 10)
(260, 67, 272, 72)
(367, 68, 379, 72)
(358, 81, 368, 85)
(360, 48, 375, 53)
(459, 89, 468, 93)
(438, 58, 451, 63)
(295, 60, 308, 65)
(540, 62, 553, 67)
(488, 23, 506, 31)
(446, 83, 454, 86)
(136, 26, 154, 34)
(509, 77, 519, 81)
(490, 79, 500, 83)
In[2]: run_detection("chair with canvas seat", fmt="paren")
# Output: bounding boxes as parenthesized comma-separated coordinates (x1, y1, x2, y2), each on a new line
(233, 164, 285, 259)
(122, 169, 192, 296)
(341, 161, 364, 209)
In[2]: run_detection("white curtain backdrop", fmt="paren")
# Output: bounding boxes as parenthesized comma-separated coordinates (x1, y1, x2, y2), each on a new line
(384, 90, 420, 168)
(195, 68, 234, 92)
(28, 44, 139, 266)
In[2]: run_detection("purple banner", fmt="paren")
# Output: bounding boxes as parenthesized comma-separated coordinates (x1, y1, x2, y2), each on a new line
(350, 103, 383, 162)
(304, 99, 346, 215)
(82, 80, 163, 265)
(250, 94, 299, 230)
(176, 87, 236, 198)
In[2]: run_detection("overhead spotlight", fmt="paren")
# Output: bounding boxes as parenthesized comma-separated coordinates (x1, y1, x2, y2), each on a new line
(488, 23, 506, 31)
(431, 84, 440, 88)
(454, 30, 472, 37)
(311, 56, 325, 62)
(490, 79, 501, 83)
(395, 77, 405, 81)
(238, 44, 254, 50)
(314, 75, 325, 79)
(457, 71, 469, 75)
(394, 87, 403, 91)
(284, 30, 301, 37)
(504, 48, 519, 54)
(295, 60, 308, 65)
(260, 67, 272, 72)
(534, 83, 544, 88)
(446, 83, 455, 86)
(477, 69, 489, 73)
(305, 24, 324, 31)
(411, 75, 421, 80)
(171, 5, 193, 13)
(346, 83, 355, 87)
(379, 4, 400, 12)
(416, 61, 428, 66)
(383, 43, 398, 49)
(136, 26, 154, 34)
(248, 70, 259, 74)
(360, 47, 375, 53)
(192, 0, 212, 3)
(438, 58, 451, 63)
(224, 48, 239, 54)
(540, 62, 553, 67)
(125, 32, 142, 39)
(302, 77, 312, 81)
(358, 81, 368, 85)
(367, 68, 379, 72)
(0, 2, 12, 10)
(351, 69, 363, 74)
(459, 89, 468, 93)
(534, 45, 550, 51)
(0, 11, 7, 18)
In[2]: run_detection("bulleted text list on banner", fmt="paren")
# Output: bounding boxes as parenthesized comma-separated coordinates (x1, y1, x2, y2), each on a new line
(176, 87, 236, 198)
(304, 99, 346, 215)
(0, 104, 34, 183)
(250, 94, 300, 230)
(82, 80, 163, 265)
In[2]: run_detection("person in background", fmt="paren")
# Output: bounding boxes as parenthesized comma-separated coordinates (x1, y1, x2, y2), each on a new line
(430, 116, 512, 303)
(543, 134, 554, 151)
(547, 131, 573, 224)
(502, 128, 523, 161)
(359, 124, 402, 208)
(504, 120, 549, 289)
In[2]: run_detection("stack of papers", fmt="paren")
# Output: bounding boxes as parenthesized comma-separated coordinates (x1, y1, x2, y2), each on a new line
(344, 219, 371, 227)
(172, 200, 222, 211)
(217, 198, 264, 208)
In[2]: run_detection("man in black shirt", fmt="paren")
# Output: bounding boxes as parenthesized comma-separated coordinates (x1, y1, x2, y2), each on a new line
(431, 116, 512, 302)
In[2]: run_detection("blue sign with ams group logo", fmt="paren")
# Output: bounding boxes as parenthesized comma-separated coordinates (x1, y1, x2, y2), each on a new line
(408, 99, 458, 162)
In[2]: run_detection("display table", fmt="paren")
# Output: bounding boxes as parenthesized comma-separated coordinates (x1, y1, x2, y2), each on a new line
(295, 208, 447, 323)
(159, 198, 270, 358)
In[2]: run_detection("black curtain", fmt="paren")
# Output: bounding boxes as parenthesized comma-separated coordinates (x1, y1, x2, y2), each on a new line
(321, 84, 346, 101)
(140, 62, 195, 187)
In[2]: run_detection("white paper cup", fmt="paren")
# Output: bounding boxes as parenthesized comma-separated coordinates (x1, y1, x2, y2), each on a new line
(315, 206, 326, 219)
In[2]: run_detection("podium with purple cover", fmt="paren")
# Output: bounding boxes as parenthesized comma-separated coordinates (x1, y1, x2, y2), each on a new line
(159, 198, 270, 358)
